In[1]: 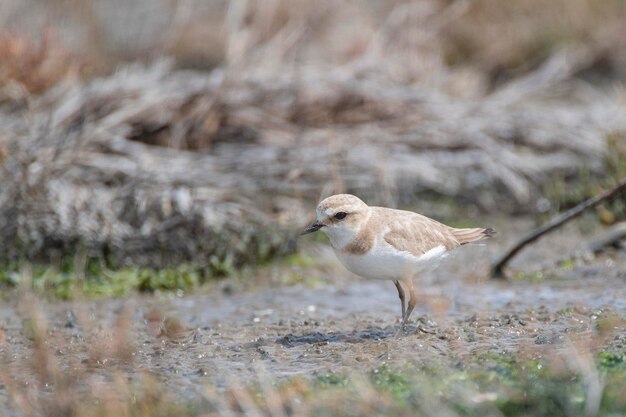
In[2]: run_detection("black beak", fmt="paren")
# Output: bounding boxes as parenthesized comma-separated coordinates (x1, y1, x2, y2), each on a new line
(301, 220, 324, 235)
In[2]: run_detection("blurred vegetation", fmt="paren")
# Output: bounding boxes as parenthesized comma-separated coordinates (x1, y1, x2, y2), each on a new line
(0, 222, 294, 296)
(243, 354, 626, 417)
(0, 250, 327, 298)
(4, 348, 626, 417)
(0, 263, 206, 299)
(0, 29, 94, 100)
(442, 0, 626, 86)
(1, 0, 625, 94)
(542, 132, 626, 224)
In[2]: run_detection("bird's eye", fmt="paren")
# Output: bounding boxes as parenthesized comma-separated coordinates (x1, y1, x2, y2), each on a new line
(334, 212, 347, 220)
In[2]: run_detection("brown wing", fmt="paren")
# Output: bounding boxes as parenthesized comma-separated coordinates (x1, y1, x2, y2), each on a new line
(381, 209, 460, 257)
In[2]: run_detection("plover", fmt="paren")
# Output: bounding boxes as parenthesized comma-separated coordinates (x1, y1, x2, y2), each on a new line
(302, 194, 495, 326)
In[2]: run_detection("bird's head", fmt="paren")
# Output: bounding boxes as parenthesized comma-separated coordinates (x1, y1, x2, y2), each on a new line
(301, 194, 370, 242)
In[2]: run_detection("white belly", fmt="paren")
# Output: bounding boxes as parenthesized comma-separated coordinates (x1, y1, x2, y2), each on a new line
(334, 243, 448, 280)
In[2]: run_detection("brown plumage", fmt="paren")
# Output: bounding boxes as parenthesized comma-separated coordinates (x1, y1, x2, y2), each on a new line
(302, 194, 496, 328)
(341, 206, 494, 257)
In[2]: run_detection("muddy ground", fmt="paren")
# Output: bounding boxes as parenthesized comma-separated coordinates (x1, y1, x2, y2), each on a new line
(0, 217, 624, 412)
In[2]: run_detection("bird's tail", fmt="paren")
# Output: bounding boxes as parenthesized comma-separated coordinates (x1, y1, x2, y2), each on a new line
(452, 227, 496, 245)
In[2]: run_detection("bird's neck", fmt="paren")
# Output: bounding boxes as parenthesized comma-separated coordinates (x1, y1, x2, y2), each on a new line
(324, 226, 359, 249)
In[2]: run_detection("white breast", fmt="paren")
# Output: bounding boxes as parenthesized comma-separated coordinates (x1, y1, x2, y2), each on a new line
(334, 241, 448, 280)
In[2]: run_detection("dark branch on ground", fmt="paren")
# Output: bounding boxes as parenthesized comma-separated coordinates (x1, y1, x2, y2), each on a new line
(491, 177, 626, 279)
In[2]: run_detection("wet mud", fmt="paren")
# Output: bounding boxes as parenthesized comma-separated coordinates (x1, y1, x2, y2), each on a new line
(0, 218, 624, 406)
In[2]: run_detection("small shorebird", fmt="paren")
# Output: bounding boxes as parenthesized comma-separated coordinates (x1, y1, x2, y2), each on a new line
(302, 194, 495, 327)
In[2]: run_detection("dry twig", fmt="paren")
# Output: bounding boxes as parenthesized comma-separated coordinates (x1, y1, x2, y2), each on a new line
(491, 177, 626, 279)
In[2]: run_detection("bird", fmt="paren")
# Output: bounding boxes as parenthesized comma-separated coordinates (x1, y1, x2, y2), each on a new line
(301, 194, 495, 327)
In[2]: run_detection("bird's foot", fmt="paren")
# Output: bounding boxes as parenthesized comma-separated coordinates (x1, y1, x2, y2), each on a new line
(394, 320, 411, 337)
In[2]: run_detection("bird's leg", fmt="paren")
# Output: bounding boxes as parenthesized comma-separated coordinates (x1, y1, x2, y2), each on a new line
(400, 277, 417, 329)
(393, 280, 406, 321)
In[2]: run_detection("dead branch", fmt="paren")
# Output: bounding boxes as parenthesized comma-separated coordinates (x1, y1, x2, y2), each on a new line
(491, 178, 626, 279)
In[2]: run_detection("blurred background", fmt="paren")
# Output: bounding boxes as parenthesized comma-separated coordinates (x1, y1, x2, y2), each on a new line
(0, 2, 626, 416)
(1, 0, 625, 271)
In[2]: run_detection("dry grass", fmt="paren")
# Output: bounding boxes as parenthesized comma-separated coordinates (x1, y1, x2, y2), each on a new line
(3, 289, 183, 417)
(3, 0, 626, 92)
(441, 0, 626, 85)
(0, 28, 94, 101)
